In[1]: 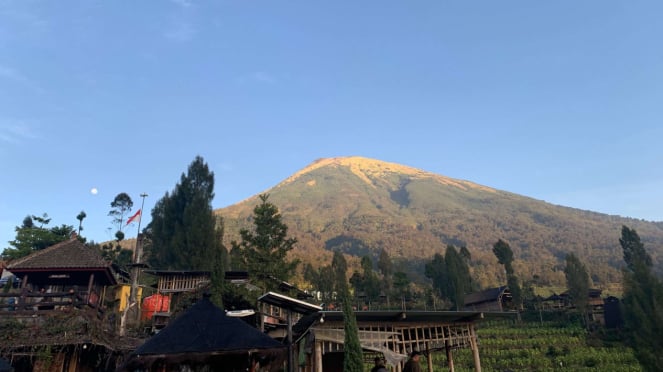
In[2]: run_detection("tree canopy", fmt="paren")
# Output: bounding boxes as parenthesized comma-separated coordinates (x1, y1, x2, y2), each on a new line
(231, 194, 299, 292)
(564, 253, 590, 322)
(146, 156, 227, 302)
(620, 226, 663, 371)
(2, 214, 74, 260)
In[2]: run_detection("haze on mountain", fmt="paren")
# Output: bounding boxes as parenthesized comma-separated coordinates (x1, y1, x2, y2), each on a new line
(217, 156, 663, 289)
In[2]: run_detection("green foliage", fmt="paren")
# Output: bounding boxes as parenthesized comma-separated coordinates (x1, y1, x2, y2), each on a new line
(231, 194, 299, 292)
(425, 245, 472, 310)
(332, 251, 348, 293)
(445, 245, 471, 310)
(341, 289, 363, 372)
(349, 255, 381, 306)
(620, 226, 663, 371)
(493, 239, 523, 309)
(109, 192, 133, 232)
(146, 156, 228, 304)
(2, 214, 74, 260)
(564, 253, 590, 316)
(452, 321, 641, 371)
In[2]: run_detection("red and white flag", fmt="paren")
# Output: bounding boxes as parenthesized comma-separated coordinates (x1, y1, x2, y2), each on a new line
(126, 209, 142, 226)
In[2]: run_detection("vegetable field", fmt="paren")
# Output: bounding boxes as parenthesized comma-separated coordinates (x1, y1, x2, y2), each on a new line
(437, 321, 641, 371)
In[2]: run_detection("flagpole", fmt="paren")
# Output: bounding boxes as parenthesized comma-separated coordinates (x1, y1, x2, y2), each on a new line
(124, 192, 147, 335)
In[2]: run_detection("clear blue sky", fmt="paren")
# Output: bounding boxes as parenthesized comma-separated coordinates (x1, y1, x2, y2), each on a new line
(1, 1, 661, 248)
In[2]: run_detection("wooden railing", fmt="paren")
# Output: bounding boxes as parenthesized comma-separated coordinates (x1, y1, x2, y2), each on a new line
(0, 291, 97, 314)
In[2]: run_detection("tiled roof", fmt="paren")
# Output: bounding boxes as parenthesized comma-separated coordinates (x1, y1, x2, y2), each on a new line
(7, 238, 111, 270)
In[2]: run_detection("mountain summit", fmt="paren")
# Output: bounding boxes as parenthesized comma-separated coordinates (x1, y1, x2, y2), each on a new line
(217, 156, 663, 288)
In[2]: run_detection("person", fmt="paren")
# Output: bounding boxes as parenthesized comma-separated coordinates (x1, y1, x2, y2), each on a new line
(371, 356, 388, 372)
(403, 350, 422, 372)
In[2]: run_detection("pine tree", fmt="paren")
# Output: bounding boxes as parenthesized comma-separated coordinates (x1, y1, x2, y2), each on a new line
(146, 156, 227, 303)
(231, 194, 299, 292)
(564, 253, 590, 325)
(330, 251, 363, 371)
(620, 226, 663, 371)
(445, 245, 471, 310)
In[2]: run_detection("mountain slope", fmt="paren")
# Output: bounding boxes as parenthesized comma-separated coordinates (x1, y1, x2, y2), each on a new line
(217, 156, 663, 288)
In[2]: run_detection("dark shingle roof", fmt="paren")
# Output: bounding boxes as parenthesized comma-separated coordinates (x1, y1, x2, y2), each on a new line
(464, 286, 509, 306)
(7, 238, 111, 270)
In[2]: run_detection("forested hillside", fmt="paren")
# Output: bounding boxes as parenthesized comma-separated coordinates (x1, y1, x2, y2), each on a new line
(217, 157, 663, 289)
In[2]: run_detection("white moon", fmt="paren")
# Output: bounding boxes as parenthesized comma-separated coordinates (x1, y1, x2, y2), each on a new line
(90, 188, 98, 195)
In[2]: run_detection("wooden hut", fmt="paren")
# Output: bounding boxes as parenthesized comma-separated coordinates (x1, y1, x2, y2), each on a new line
(120, 295, 287, 372)
(0, 237, 123, 371)
(293, 310, 501, 372)
(463, 286, 512, 312)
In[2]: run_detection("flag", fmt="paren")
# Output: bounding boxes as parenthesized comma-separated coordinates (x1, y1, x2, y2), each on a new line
(126, 209, 141, 226)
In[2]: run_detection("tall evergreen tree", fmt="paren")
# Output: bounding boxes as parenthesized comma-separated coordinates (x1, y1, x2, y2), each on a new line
(493, 239, 523, 309)
(341, 288, 364, 372)
(425, 253, 448, 299)
(620, 226, 663, 371)
(377, 248, 393, 306)
(349, 256, 381, 308)
(425, 246, 472, 310)
(564, 253, 590, 324)
(329, 251, 363, 371)
(231, 194, 299, 292)
(147, 156, 227, 303)
(445, 245, 471, 310)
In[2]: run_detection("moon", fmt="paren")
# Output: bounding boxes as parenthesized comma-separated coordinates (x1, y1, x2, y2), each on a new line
(90, 188, 98, 195)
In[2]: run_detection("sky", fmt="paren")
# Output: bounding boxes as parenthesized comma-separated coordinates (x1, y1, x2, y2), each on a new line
(1, 1, 662, 249)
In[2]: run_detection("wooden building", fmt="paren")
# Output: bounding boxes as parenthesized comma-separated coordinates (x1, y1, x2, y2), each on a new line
(293, 310, 499, 372)
(0, 237, 126, 371)
(463, 286, 512, 312)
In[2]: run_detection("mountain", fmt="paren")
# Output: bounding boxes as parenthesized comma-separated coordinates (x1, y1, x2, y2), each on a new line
(216, 156, 663, 289)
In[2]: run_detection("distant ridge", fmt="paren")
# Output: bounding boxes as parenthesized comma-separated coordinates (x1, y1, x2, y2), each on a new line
(217, 156, 663, 289)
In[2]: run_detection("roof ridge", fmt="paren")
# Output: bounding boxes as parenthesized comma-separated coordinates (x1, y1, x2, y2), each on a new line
(7, 237, 78, 268)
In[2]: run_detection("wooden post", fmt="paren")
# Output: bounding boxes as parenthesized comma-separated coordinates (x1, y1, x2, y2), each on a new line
(288, 308, 294, 372)
(470, 326, 481, 372)
(426, 343, 433, 372)
(445, 340, 454, 372)
(315, 341, 323, 372)
(86, 273, 95, 303)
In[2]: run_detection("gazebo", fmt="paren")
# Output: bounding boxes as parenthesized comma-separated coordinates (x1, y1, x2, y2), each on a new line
(121, 294, 287, 371)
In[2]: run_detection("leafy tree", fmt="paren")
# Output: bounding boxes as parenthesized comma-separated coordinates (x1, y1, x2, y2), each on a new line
(393, 271, 410, 310)
(76, 210, 86, 235)
(231, 194, 299, 292)
(620, 226, 663, 371)
(146, 156, 228, 304)
(109, 193, 133, 233)
(303, 263, 335, 303)
(493, 239, 523, 309)
(349, 256, 381, 308)
(2, 214, 74, 260)
(564, 253, 590, 319)
(377, 248, 393, 306)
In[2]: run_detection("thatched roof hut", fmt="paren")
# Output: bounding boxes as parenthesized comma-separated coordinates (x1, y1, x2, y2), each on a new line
(121, 295, 287, 371)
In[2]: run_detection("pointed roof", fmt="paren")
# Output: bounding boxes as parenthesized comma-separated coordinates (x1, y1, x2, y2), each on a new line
(133, 296, 286, 356)
(6, 238, 117, 285)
